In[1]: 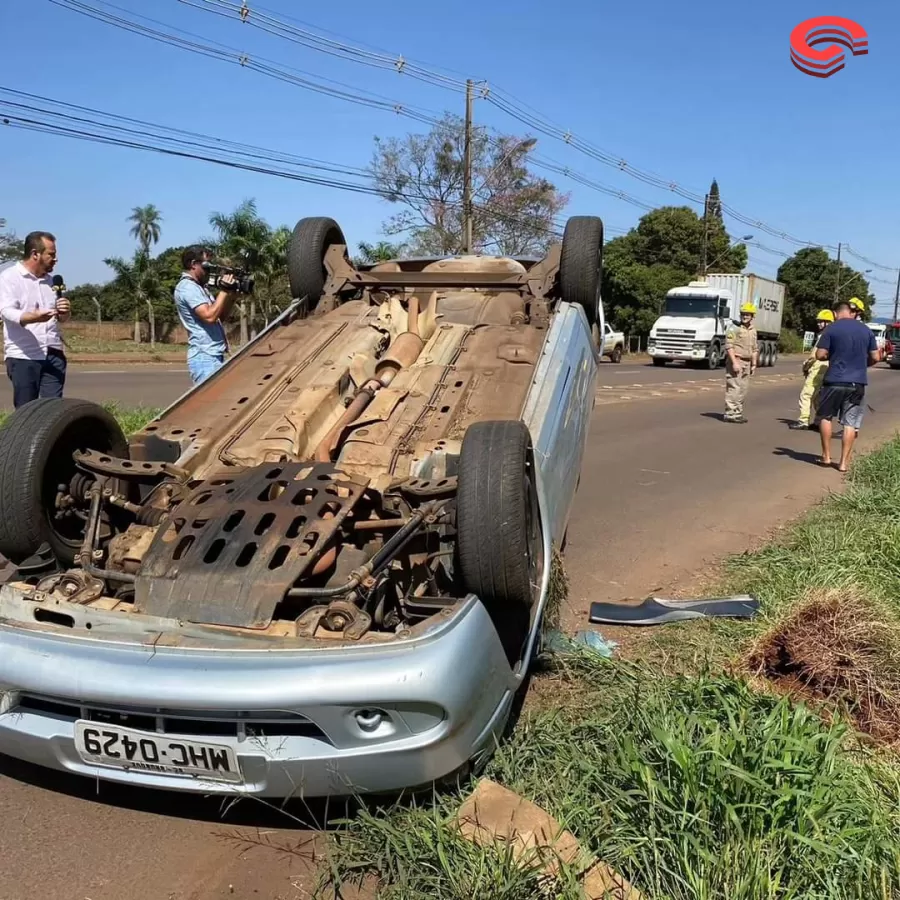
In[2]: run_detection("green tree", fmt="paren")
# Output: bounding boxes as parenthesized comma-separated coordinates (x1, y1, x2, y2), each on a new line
(256, 225, 292, 325)
(777, 248, 875, 330)
(0, 229, 23, 263)
(707, 179, 723, 222)
(66, 283, 105, 321)
(103, 250, 164, 344)
(371, 114, 568, 256)
(603, 205, 748, 335)
(355, 240, 407, 266)
(128, 204, 163, 255)
(208, 199, 292, 340)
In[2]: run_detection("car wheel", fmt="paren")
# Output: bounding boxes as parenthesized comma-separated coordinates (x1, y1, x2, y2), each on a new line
(0, 399, 129, 565)
(611, 345, 623, 364)
(704, 344, 720, 369)
(287, 216, 348, 311)
(456, 420, 544, 665)
(559, 216, 603, 328)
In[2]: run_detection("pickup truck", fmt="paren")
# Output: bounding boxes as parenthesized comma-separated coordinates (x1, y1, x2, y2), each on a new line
(601, 322, 624, 363)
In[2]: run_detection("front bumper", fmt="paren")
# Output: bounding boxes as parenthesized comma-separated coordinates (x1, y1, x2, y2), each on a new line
(648, 345, 708, 360)
(0, 594, 515, 797)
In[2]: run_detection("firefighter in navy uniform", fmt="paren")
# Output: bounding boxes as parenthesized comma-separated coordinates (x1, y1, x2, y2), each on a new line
(723, 303, 759, 423)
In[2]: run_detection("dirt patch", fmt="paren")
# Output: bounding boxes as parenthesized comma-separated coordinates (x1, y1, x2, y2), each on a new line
(746, 589, 900, 746)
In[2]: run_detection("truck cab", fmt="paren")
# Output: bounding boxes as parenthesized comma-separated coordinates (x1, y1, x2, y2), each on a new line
(885, 323, 900, 368)
(647, 282, 733, 369)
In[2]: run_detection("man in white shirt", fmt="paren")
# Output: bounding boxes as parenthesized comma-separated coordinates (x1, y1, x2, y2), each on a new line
(0, 232, 71, 408)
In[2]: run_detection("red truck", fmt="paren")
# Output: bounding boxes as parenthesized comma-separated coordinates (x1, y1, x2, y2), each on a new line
(885, 323, 900, 368)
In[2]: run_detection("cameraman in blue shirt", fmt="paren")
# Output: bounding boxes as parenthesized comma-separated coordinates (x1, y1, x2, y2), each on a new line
(174, 245, 238, 384)
(814, 298, 880, 472)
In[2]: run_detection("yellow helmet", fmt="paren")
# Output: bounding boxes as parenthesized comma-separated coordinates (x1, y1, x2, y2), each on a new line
(817, 309, 834, 322)
(850, 297, 865, 311)
(739, 303, 756, 315)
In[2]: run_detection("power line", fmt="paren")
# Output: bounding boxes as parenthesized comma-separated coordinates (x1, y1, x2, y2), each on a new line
(177, 0, 469, 91)
(0, 87, 567, 245)
(42, 0, 728, 230)
(48, 0, 445, 127)
(177, 0, 900, 269)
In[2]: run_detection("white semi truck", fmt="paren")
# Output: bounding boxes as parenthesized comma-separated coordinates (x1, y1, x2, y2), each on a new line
(647, 273, 786, 369)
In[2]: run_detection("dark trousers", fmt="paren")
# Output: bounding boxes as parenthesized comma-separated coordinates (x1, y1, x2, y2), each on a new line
(5, 349, 67, 408)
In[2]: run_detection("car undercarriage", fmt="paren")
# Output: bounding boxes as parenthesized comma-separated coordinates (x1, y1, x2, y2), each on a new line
(0, 216, 603, 663)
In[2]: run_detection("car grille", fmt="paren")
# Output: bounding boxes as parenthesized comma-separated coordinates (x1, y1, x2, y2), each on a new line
(654, 329, 697, 353)
(14, 694, 331, 742)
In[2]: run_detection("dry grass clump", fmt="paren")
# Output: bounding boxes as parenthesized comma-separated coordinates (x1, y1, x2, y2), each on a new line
(747, 588, 900, 745)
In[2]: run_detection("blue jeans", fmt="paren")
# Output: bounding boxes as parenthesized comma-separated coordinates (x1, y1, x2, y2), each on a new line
(187, 352, 225, 385)
(5, 349, 67, 408)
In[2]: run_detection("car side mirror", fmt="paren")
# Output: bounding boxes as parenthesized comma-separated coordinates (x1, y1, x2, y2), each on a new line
(717, 302, 728, 318)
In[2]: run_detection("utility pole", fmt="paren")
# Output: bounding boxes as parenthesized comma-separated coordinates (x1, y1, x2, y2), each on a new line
(700, 193, 709, 278)
(833, 242, 842, 303)
(894, 268, 900, 322)
(462, 79, 474, 254)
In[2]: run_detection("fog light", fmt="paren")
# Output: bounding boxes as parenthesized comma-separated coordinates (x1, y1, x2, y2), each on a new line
(354, 708, 387, 733)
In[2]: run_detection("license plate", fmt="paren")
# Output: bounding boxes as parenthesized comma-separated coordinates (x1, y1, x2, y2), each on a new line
(74, 721, 241, 784)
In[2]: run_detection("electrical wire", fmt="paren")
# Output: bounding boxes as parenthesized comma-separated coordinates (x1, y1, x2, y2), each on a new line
(177, 0, 470, 91)
(0, 87, 567, 244)
(174, 0, 900, 269)
(48, 0, 445, 127)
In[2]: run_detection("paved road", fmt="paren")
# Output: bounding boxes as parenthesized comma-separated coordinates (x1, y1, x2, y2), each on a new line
(3, 362, 900, 899)
(0, 356, 808, 411)
(562, 364, 900, 623)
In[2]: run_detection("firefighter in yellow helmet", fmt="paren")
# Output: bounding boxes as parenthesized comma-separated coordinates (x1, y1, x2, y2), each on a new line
(849, 297, 865, 318)
(790, 309, 833, 430)
(724, 302, 759, 423)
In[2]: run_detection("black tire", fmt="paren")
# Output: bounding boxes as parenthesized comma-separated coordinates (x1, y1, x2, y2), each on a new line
(653, 358, 667, 367)
(287, 217, 348, 311)
(456, 420, 544, 665)
(610, 345, 623, 364)
(703, 343, 721, 370)
(0, 399, 128, 565)
(559, 216, 603, 327)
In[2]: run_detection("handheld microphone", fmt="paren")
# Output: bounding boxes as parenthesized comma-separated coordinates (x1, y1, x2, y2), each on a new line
(51, 275, 67, 314)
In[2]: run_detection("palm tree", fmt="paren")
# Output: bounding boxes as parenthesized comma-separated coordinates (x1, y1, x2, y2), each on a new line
(257, 225, 291, 326)
(128, 204, 163, 255)
(357, 240, 406, 265)
(209, 199, 273, 342)
(104, 250, 163, 345)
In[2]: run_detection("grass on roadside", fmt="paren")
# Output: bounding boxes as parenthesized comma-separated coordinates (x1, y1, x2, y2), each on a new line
(321, 657, 900, 900)
(63, 335, 188, 356)
(0, 402, 160, 434)
(314, 436, 900, 900)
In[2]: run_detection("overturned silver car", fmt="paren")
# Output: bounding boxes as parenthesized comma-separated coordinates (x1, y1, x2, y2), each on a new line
(0, 214, 603, 797)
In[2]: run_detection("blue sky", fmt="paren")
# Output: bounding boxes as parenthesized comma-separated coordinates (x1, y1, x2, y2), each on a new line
(1, 0, 897, 305)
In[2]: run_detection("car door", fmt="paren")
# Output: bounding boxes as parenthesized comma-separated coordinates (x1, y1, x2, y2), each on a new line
(521, 304, 599, 545)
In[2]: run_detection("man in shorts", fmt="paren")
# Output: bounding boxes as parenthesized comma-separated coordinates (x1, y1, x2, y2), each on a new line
(814, 299, 879, 472)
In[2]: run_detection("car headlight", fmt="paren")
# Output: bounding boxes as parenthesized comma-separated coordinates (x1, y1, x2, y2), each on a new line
(0, 687, 21, 715)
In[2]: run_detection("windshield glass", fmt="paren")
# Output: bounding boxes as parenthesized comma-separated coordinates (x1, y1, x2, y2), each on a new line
(887, 325, 900, 343)
(664, 296, 719, 317)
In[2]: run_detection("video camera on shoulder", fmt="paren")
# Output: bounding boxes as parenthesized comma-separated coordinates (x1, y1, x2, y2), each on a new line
(201, 261, 255, 295)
